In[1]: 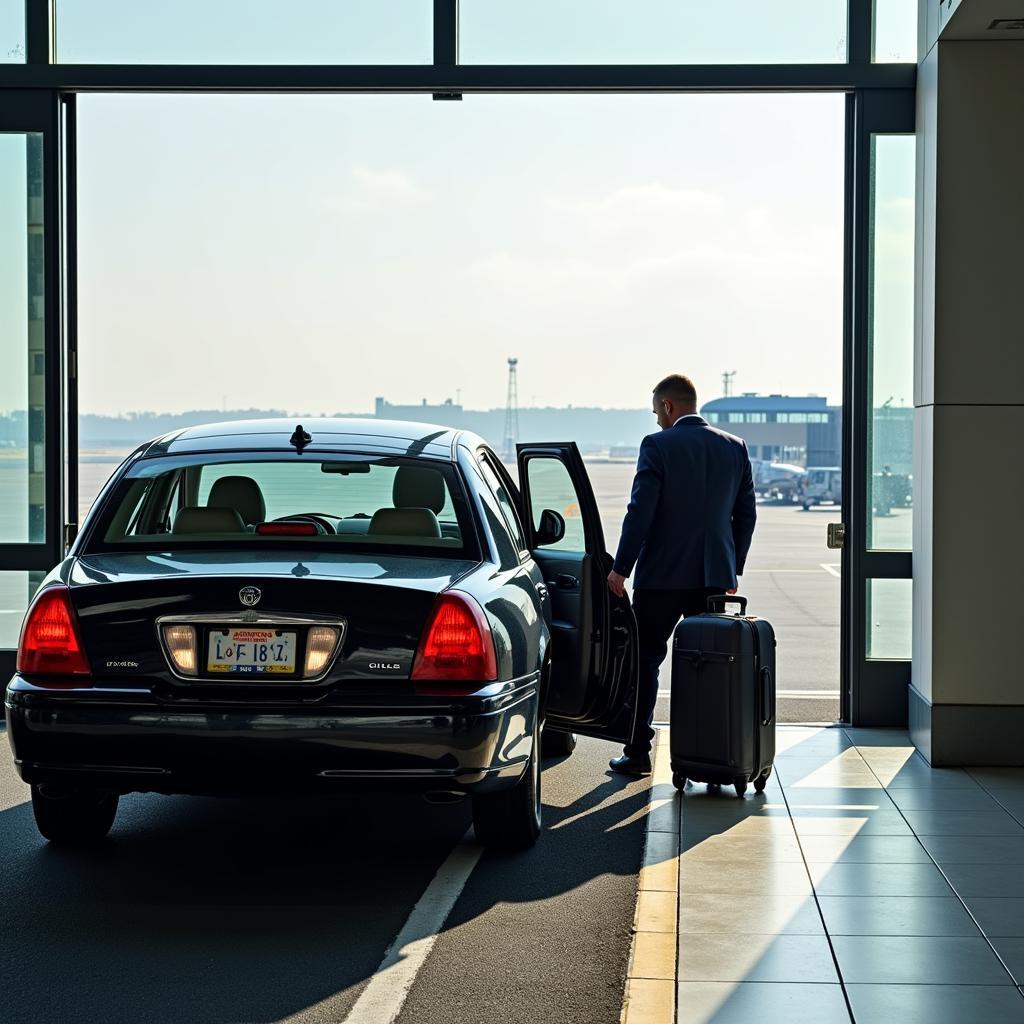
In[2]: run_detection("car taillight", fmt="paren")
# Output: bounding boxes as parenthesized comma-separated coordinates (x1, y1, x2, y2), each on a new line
(411, 591, 497, 693)
(17, 585, 91, 679)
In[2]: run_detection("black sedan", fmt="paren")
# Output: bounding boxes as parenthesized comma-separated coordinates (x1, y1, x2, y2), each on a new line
(6, 419, 639, 850)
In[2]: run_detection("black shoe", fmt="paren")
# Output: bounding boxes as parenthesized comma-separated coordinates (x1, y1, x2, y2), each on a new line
(608, 754, 653, 777)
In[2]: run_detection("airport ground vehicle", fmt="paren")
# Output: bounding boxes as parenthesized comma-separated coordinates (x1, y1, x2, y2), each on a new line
(6, 420, 638, 851)
(801, 466, 842, 509)
(752, 460, 807, 503)
(871, 469, 913, 516)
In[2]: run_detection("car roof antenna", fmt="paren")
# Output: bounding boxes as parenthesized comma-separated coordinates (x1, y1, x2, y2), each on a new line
(289, 424, 312, 451)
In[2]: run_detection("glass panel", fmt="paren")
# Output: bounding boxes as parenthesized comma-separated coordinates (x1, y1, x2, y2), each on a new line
(55, 0, 432, 64)
(525, 458, 586, 553)
(477, 459, 526, 552)
(867, 578, 912, 660)
(467, 460, 519, 569)
(460, 0, 848, 64)
(1, 0, 24, 62)
(867, 135, 914, 551)
(76, 91, 845, 721)
(92, 455, 473, 555)
(0, 133, 46, 544)
(0, 572, 41, 649)
(873, 0, 917, 63)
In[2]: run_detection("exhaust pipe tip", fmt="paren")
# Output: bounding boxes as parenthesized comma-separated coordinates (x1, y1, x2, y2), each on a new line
(423, 790, 467, 804)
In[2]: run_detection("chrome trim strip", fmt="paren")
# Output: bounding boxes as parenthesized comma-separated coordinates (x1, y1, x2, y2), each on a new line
(32, 762, 170, 775)
(157, 611, 349, 627)
(316, 763, 521, 780)
(155, 612, 347, 683)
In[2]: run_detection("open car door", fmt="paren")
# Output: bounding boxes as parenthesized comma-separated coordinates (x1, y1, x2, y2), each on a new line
(516, 442, 639, 743)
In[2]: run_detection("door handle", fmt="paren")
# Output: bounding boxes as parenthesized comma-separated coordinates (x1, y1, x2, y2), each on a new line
(549, 574, 580, 589)
(827, 523, 846, 549)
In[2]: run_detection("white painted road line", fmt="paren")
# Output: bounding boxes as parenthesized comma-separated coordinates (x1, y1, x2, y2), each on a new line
(658, 689, 840, 698)
(775, 692, 842, 700)
(342, 830, 483, 1024)
(744, 569, 831, 574)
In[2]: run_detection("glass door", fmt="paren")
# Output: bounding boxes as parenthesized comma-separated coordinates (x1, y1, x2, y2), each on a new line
(842, 88, 915, 725)
(0, 92, 66, 678)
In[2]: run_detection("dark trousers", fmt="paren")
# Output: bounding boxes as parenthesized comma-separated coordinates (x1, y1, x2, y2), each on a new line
(624, 587, 721, 758)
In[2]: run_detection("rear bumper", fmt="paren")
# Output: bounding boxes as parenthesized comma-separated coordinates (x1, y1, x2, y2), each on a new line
(5, 675, 540, 797)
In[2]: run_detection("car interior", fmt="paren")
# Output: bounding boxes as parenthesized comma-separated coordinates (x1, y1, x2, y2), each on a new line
(207, 475, 266, 527)
(102, 460, 467, 549)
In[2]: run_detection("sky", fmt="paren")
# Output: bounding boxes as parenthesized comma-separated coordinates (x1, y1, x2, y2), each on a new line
(1, 3, 917, 420)
(71, 91, 850, 416)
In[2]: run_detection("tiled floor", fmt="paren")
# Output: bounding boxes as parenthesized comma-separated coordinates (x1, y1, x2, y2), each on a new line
(671, 726, 1024, 1024)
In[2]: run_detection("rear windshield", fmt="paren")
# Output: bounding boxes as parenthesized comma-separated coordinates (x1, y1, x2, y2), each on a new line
(87, 453, 477, 558)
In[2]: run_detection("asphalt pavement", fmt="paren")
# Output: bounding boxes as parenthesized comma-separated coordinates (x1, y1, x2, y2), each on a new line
(0, 732, 649, 1024)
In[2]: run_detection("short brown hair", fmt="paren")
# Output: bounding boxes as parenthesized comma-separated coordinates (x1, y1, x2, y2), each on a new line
(653, 374, 697, 407)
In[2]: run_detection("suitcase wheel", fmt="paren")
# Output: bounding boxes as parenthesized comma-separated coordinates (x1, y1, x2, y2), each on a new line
(734, 778, 748, 798)
(753, 767, 773, 794)
(672, 772, 687, 791)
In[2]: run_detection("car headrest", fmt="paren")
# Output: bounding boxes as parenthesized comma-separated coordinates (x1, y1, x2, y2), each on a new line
(173, 506, 246, 534)
(367, 507, 442, 539)
(208, 475, 267, 526)
(393, 465, 445, 514)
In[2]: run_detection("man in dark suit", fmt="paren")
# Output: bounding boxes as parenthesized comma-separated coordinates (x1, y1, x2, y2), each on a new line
(607, 374, 757, 775)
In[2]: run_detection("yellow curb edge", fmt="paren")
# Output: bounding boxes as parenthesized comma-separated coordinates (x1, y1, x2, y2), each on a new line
(621, 730, 679, 1024)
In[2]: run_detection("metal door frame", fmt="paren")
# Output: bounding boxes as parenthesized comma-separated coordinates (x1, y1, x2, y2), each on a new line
(3, 1, 917, 723)
(841, 87, 916, 725)
(0, 89, 67, 678)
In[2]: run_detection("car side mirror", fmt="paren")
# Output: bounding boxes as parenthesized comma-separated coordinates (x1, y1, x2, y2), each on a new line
(535, 508, 565, 547)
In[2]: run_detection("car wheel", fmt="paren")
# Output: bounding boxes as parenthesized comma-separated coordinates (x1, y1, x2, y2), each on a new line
(542, 728, 577, 758)
(472, 719, 542, 852)
(31, 785, 118, 844)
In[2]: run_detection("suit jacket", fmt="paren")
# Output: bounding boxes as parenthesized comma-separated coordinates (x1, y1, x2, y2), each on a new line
(612, 416, 757, 590)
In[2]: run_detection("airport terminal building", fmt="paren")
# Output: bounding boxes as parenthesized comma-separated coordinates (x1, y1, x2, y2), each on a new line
(700, 394, 843, 468)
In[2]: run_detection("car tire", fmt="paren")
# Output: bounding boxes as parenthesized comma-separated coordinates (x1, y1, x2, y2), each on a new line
(31, 785, 119, 844)
(472, 719, 542, 852)
(542, 727, 577, 758)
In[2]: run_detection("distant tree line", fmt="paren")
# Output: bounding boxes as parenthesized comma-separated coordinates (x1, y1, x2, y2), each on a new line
(0, 406, 656, 453)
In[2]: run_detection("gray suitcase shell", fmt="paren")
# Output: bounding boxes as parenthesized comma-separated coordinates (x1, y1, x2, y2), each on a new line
(669, 595, 776, 796)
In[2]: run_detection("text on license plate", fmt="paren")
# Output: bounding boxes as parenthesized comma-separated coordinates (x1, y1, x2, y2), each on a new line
(207, 628, 297, 674)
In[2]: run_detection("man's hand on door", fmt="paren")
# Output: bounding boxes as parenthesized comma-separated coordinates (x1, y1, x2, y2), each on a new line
(607, 570, 627, 598)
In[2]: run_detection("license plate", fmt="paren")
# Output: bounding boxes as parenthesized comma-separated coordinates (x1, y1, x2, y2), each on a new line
(207, 628, 297, 675)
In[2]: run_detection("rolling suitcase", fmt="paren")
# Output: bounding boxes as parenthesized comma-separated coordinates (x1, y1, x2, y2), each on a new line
(669, 594, 776, 797)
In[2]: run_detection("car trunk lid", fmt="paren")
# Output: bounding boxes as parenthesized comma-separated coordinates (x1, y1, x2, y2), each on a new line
(67, 550, 476, 691)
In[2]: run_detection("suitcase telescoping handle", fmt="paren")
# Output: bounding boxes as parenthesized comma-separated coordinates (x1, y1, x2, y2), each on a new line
(707, 594, 748, 615)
